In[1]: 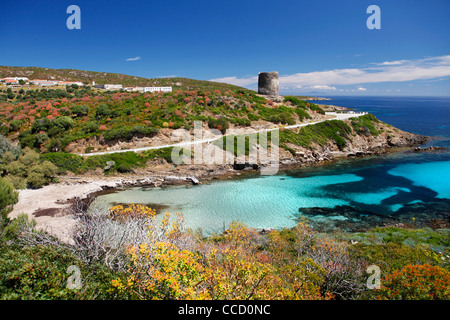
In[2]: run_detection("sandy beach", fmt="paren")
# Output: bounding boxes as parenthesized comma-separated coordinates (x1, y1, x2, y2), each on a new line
(8, 176, 141, 243)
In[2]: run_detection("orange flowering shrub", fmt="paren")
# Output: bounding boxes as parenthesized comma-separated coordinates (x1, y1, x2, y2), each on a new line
(112, 241, 210, 300)
(376, 264, 450, 300)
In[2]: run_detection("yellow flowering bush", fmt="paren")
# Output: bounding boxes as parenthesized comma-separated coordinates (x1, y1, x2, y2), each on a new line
(111, 211, 326, 300)
(108, 204, 156, 222)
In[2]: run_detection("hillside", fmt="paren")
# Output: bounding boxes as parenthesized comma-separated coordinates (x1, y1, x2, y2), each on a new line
(0, 83, 326, 151)
(0, 66, 427, 191)
(0, 65, 252, 93)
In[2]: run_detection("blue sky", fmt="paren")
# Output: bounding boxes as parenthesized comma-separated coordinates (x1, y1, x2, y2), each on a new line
(1, 0, 449, 96)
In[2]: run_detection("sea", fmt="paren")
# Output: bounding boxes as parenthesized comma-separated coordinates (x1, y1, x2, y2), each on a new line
(92, 96, 450, 235)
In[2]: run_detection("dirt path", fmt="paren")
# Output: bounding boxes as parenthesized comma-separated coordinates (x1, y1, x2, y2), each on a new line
(77, 112, 366, 157)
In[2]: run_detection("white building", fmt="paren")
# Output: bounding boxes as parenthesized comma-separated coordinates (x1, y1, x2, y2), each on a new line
(143, 86, 172, 93)
(94, 84, 123, 90)
(30, 79, 59, 86)
(123, 86, 172, 93)
(3, 77, 29, 81)
(57, 81, 84, 86)
(124, 87, 144, 92)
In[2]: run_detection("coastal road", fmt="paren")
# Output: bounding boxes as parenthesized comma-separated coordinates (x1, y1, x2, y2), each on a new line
(77, 112, 367, 157)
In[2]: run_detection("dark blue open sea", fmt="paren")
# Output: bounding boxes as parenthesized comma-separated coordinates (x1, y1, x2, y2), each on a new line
(93, 96, 450, 234)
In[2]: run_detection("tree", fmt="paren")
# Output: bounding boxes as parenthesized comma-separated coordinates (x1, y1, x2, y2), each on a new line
(0, 177, 18, 226)
(95, 104, 111, 119)
(53, 116, 74, 130)
(32, 118, 52, 133)
(27, 161, 58, 188)
(83, 122, 99, 133)
(18, 147, 40, 167)
(0, 134, 21, 159)
(70, 105, 89, 117)
(34, 133, 49, 148)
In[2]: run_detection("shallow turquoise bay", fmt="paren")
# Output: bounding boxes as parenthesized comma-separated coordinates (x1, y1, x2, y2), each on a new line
(92, 97, 450, 235)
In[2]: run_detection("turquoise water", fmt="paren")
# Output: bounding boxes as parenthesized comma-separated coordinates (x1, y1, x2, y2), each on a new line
(93, 97, 450, 234)
(388, 161, 450, 199)
(93, 173, 363, 234)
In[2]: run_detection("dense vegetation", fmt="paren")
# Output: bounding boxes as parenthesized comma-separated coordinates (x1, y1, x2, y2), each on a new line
(0, 87, 324, 152)
(0, 79, 338, 187)
(0, 202, 447, 300)
(280, 120, 353, 151)
(40, 148, 176, 175)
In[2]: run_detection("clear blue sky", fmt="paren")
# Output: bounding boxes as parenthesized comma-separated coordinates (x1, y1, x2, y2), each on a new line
(1, 0, 449, 96)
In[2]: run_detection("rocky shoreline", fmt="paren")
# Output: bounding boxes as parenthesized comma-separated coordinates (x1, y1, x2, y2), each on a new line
(8, 115, 431, 243)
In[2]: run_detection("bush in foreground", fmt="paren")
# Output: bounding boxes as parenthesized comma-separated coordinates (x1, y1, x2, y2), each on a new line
(375, 264, 450, 300)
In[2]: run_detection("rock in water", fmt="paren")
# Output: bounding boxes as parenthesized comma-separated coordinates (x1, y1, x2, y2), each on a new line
(258, 71, 279, 96)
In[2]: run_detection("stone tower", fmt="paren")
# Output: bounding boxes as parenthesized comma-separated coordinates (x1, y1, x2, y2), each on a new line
(258, 71, 279, 96)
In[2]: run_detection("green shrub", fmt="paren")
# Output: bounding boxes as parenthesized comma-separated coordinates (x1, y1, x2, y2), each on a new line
(83, 122, 99, 133)
(26, 161, 58, 188)
(95, 104, 111, 119)
(279, 120, 352, 151)
(141, 147, 175, 163)
(117, 163, 133, 173)
(8, 119, 23, 132)
(248, 113, 260, 121)
(360, 226, 450, 251)
(0, 244, 123, 300)
(214, 133, 268, 157)
(18, 131, 35, 149)
(268, 112, 296, 125)
(103, 125, 158, 142)
(18, 148, 40, 166)
(257, 105, 296, 125)
(207, 117, 229, 134)
(284, 96, 308, 109)
(32, 118, 52, 134)
(46, 138, 63, 153)
(3, 175, 26, 190)
(351, 114, 380, 136)
(309, 103, 325, 115)
(1, 214, 33, 242)
(81, 151, 149, 173)
(0, 177, 18, 224)
(350, 243, 440, 275)
(295, 108, 312, 122)
(226, 117, 250, 127)
(34, 133, 49, 148)
(0, 151, 16, 165)
(0, 135, 21, 159)
(53, 116, 74, 130)
(70, 105, 89, 117)
(47, 126, 64, 138)
(4, 161, 27, 177)
(40, 153, 84, 174)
